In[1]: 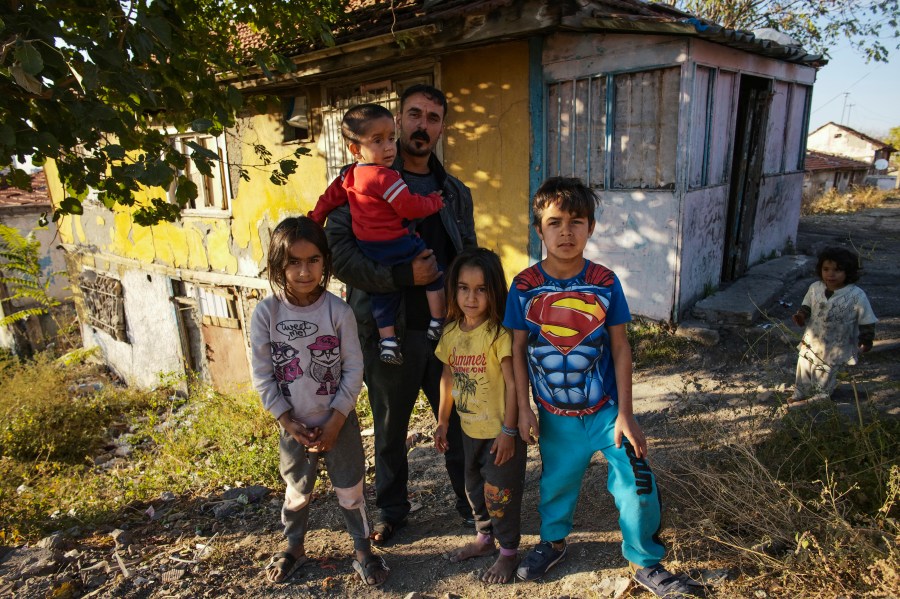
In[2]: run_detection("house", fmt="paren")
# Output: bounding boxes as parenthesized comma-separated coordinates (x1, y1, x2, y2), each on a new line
(0, 171, 72, 354)
(803, 150, 870, 195)
(44, 0, 821, 390)
(807, 122, 895, 173)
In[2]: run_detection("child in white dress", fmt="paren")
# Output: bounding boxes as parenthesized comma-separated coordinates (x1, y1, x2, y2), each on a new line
(791, 247, 877, 402)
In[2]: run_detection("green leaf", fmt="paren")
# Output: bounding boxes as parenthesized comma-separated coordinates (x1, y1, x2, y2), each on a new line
(0, 125, 15, 148)
(227, 85, 243, 110)
(174, 178, 198, 207)
(185, 141, 218, 161)
(59, 197, 84, 215)
(15, 43, 44, 76)
(191, 119, 214, 133)
(10, 65, 42, 94)
(104, 144, 126, 160)
(139, 160, 174, 188)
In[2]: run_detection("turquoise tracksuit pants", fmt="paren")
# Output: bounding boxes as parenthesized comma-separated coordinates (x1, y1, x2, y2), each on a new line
(537, 404, 666, 567)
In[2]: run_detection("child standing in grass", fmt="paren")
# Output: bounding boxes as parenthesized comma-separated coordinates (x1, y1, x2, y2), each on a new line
(250, 216, 389, 587)
(433, 247, 525, 584)
(791, 246, 877, 402)
(504, 177, 692, 598)
(309, 103, 447, 365)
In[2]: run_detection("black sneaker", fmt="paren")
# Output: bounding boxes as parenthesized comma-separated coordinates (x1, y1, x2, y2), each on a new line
(633, 564, 694, 598)
(515, 540, 567, 581)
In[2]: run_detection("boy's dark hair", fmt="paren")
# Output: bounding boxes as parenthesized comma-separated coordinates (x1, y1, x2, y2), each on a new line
(267, 217, 333, 300)
(341, 103, 394, 142)
(532, 177, 600, 228)
(816, 246, 861, 283)
(400, 84, 448, 117)
(445, 247, 508, 342)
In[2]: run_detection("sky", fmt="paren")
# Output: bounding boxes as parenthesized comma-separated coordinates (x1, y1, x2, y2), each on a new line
(808, 37, 900, 139)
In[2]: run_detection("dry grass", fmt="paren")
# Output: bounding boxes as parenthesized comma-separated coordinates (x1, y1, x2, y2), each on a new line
(801, 186, 896, 215)
(658, 392, 899, 598)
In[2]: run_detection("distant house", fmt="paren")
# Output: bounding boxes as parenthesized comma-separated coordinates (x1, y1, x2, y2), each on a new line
(803, 150, 870, 195)
(45, 0, 822, 389)
(0, 171, 71, 354)
(807, 122, 895, 173)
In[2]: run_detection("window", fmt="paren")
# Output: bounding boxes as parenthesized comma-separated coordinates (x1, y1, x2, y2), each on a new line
(611, 67, 680, 189)
(688, 66, 715, 189)
(78, 272, 127, 342)
(168, 133, 231, 213)
(763, 81, 790, 175)
(321, 74, 432, 181)
(546, 76, 607, 188)
(783, 84, 811, 172)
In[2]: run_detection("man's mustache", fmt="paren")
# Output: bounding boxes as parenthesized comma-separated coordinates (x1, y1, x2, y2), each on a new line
(410, 130, 430, 143)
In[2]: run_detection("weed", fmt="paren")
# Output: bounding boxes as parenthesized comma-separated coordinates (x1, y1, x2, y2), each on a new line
(801, 187, 895, 215)
(627, 318, 695, 369)
(660, 378, 899, 597)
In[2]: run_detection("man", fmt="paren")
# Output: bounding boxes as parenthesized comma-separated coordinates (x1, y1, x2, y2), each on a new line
(325, 84, 477, 543)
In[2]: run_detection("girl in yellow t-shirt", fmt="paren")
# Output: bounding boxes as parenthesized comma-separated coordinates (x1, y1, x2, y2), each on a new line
(434, 247, 525, 584)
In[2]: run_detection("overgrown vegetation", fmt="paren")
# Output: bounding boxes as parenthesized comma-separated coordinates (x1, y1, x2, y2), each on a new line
(628, 318, 695, 369)
(801, 186, 895, 215)
(661, 382, 899, 597)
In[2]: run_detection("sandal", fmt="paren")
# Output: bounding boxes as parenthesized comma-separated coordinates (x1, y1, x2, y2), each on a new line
(352, 554, 390, 586)
(633, 563, 694, 598)
(264, 551, 306, 583)
(379, 337, 403, 365)
(371, 518, 406, 546)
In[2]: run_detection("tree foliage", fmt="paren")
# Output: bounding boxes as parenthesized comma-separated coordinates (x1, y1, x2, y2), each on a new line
(0, 1, 343, 225)
(660, 0, 900, 62)
(887, 126, 900, 166)
(0, 224, 59, 326)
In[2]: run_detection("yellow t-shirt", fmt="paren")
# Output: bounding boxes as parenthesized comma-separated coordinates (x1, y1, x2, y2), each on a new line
(434, 321, 512, 439)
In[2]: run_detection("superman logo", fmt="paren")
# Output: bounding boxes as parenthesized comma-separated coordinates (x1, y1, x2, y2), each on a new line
(526, 291, 607, 354)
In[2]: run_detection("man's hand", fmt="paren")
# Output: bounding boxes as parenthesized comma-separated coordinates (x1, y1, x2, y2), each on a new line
(614, 413, 647, 459)
(792, 311, 807, 327)
(518, 408, 539, 445)
(411, 249, 441, 286)
(490, 433, 515, 466)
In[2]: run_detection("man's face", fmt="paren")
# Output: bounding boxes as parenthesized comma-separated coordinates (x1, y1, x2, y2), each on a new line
(397, 92, 445, 158)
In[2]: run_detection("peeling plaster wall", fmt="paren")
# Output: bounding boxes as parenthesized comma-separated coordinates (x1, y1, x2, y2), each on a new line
(679, 186, 728, 311)
(442, 41, 531, 282)
(748, 172, 804, 263)
(0, 210, 69, 303)
(79, 269, 184, 389)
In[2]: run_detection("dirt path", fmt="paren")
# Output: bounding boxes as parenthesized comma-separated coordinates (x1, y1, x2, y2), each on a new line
(4, 202, 899, 598)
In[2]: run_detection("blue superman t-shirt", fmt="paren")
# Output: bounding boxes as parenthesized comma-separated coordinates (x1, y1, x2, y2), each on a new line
(503, 259, 631, 411)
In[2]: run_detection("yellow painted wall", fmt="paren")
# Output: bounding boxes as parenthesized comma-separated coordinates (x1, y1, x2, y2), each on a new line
(442, 40, 532, 281)
(45, 105, 329, 278)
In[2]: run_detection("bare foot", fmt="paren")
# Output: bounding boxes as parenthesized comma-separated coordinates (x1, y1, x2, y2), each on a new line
(482, 553, 517, 584)
(265, 544, 306, 583)
(448, 539, 497, 563)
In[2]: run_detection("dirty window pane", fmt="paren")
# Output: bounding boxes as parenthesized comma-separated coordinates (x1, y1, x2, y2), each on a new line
(688, 66, 713, 189)
(784, 84, 810, 172)
(611, 67, 679, 189)
(167, 133, 230, 212)
(764, 81, 790, 174)
(546, 76, 606, 188)
(708, 70, 736, 185)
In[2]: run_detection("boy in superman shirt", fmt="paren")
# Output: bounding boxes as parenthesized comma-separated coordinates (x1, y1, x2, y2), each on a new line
(503, 177, 692, 598)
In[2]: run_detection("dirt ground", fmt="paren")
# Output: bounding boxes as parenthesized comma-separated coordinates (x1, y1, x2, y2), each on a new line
(4, 201, 899, 598)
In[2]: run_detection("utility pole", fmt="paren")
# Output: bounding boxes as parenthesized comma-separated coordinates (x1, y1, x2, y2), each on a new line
(840, 92, 850, 124)
(846, 104, 855, 127)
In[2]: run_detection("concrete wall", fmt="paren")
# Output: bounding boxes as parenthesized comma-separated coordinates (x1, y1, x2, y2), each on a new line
(0, 209, 69, 304)
(79, 269, 185, 388)
(679, 185, 728, 311)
